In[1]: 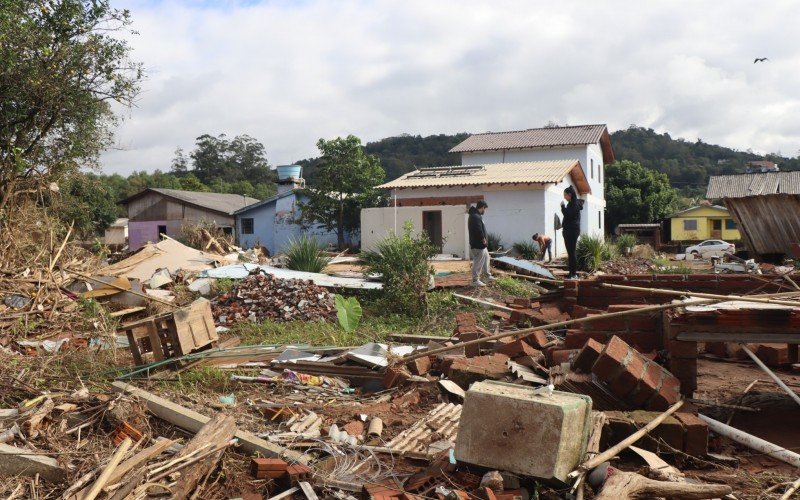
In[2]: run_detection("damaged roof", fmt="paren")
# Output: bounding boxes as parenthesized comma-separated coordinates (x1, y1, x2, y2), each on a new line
(378, 159, 591, 194)
(120, 188, 259, 215)
(449, 124, 615, 163)
(707, 171, 800, 198)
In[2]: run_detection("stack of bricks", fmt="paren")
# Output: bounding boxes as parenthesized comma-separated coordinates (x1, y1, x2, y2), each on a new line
(705, 342, 791, 366)
(603, 410, 709, 456)
(446, 353, 510, 389)
(663, 313, 698, 397)
(564, 304, 661, 354)
(574, 335, 681, 411)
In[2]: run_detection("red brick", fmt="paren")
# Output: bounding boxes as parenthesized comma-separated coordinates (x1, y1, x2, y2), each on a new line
(407, 355, 431, 376)
(615, 331, 661, 352)
(550, 348, 579, 366)
(493, 311, 511, 321)
(647, 371, 682, 411)
(674, 412, 709, 457)
(251, 458, 288, 471)
(668, 358, 697, 380)
(755, 343, 789, 366)
(448, 354, 510, 389)
(457, 331, 483, 358)
(495, 339, 539, 359)
(704, 342, 728, 358)
(667, 340, 698, 358)
(631, 411, 684, 451)
(630, 361, 662, 407)
(522, 330, 549, 349)
(382, 366, 411, 389)
(572, 338, 604, 373)
(609, 350, 647, 398)
(627, 316, 657, 331)
(583, 314, 628, 331)
(591, 336, 632, 382)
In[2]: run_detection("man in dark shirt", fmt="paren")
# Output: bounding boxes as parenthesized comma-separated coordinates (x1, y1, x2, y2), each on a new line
(468, 201, 494, 287)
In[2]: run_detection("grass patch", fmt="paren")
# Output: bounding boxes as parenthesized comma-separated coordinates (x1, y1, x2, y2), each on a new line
(495, 276, 539, 298)
(512, 241, 539, 260)
(231, 291, 478, 347)
(215, 278, 235, 294)
(577, 234, 617, 272)
(651, 257, 693, 274)
(174, 366, 232, 393)
(285, 235, 331, 273)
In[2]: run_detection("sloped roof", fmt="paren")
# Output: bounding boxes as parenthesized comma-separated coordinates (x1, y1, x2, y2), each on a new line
(706, 172, 800, 198)
(234, 189, 297, 215)
(378, 160, 591, 194)
(667, 205, 729, 218)
(120, 188, 259, 215)
(450, 124, 615, 163)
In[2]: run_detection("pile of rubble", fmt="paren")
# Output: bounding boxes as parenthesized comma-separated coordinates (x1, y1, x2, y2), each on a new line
(212, 273, 335, 324)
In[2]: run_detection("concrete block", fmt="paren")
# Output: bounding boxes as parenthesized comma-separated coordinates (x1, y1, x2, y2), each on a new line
(455, 381, 592, 484)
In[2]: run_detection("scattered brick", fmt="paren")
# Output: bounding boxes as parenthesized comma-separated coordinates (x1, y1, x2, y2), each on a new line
(549, 348, 580, 366)
(382, 366, 411, 389)
(495, 339, 540, 359)
(591, 335, 631, 381)
(407, 355, 431, 376)
(572, 338, 604, 373)
(674, 412, 709, 457)
(522, 330, 549, 349)
(667, 339, 698, 358)
(631, 411, 684, 451)
(448, 353, 510, 389)
(755, 343, 789, 366)
(609, 349, 647, 398)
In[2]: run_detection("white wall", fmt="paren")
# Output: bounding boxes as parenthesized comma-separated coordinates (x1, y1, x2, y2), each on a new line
(362, 205, 469, 257)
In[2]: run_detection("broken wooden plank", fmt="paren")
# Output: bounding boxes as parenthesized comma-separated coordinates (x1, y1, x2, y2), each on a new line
(299, 481, 320, 500)
(84, 437, 133, 500)
(271, 487, 300, 499)
(452, 293, 514, 312)
(0, 443, 66, 483)
(170, 414, 236, 499)
(111, 381, 308, 464)
(104, 438, 176, 488)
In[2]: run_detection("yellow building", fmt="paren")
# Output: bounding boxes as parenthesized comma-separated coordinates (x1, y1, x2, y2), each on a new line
(668, 205, 741, 242)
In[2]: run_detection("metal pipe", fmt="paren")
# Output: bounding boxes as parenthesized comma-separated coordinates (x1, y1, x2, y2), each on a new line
(601, 282, 800, 308)
(699, 414, 800, 468)
(738, 343, 800, 408)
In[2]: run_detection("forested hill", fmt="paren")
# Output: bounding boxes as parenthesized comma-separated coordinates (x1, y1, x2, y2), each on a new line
(610, 126, 799, 196)
(305, 126, 798, 196)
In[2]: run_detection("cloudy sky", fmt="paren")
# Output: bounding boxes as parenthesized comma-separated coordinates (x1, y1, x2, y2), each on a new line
(102, 0, 800, 175)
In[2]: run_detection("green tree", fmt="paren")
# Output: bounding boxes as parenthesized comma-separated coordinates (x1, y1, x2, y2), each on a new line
(0, 0, 142, 216)
(605, 160, 679, 232)
(297, 135, 386, 249)
(53, 173, 119, 237)
(187, 133, 274, 186)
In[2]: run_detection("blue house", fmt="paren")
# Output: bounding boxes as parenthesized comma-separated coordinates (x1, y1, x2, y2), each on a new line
(234, 166, 342, 255)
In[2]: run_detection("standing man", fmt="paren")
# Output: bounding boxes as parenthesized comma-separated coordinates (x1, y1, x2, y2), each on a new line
(468, 201, 494, 287)
(532, 233, 552, 262)
(561, 186, 584, 279)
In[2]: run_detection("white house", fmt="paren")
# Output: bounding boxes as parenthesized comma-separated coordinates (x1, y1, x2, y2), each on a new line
(361, 124, 614, 258)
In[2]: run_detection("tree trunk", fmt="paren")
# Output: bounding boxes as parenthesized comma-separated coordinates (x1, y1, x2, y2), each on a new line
(337, 198, 345, 249)
(595, 470, 732, 500)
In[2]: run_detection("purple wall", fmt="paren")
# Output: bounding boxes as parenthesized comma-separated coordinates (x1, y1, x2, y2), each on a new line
(128, 220, 183, 250)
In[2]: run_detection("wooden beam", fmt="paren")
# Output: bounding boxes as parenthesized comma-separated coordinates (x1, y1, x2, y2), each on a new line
(111, 382, 308, 464)
(170, 414, 236, 499)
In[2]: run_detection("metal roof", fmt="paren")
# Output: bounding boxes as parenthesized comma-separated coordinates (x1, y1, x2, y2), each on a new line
(449, 124, 614, 162)
(378, 159, 590, 194)
(120, 188, 259, 215)
(666, 205, 728, 218)
(234, 189, 297, 215)
(706, 172, 800, 198)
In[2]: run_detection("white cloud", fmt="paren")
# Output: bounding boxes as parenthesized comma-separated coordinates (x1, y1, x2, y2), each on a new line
(102, 0, 800, 175)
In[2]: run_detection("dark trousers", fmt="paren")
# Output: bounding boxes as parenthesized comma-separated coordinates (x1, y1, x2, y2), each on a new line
(564, 230, 579, 276)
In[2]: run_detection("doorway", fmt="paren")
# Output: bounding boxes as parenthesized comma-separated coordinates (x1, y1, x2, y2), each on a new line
(157, 225, 168, 240)
(422, 211, 443, 252)
(710, 219, 722, 239)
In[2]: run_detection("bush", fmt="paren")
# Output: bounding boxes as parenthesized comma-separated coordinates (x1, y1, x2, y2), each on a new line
(285, 235, 331, 273)
(513, 241, 539, 260)
(577, 234, 617, 272)
(615, 233, 637, 253)
(487, 232, 503, 252)
(362, 222, 436, 316)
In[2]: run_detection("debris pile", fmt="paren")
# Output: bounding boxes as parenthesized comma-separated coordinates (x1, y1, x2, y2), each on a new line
(212, 273, 335, 324)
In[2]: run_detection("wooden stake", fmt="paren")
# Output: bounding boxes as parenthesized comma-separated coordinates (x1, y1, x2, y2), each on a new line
(568, 400, 685, 479)
(738, 343, 800, 407)
(67, 269, 179, 308)
(83, 437, 133, 500)
(780, 476, 800, 500)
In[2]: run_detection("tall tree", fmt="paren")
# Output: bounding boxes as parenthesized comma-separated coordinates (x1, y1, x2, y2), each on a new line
(171, 147, 189, 174)
(605, 160, 679, 232)
(0, 0, 142, 215)
(297, 135, 386, 249)
(187, 133, 273, 185)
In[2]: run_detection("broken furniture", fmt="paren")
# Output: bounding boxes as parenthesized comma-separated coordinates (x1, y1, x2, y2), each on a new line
(120, 298, 219, 366)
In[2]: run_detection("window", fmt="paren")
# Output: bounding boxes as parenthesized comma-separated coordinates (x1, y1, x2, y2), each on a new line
(683, 219, 697, 230)
(157, 225, 167, 239)
(241, 218, 254, 235)
(590, 159, 594, 179)
(725, 219, 737, 230)
(599, 164, 602, 183)
(221, 226, 233, 235)
(598, 211, 602, 229)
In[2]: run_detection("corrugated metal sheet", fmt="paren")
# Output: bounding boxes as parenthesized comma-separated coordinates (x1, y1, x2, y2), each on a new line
(120, 188, 259, 215)
(450, 124, 607, 153)
(385, 402, 461, 455)
(378, 160, 581, 189)
(706, 172, 800, 198)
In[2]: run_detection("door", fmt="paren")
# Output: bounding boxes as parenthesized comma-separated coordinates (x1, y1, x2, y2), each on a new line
(157, 225, 168, 240)
(422, 211, 443, 253)
(710, 219, 722, 239)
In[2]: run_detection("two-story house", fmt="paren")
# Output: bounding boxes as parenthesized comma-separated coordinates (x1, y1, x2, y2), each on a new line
(361, 124, 614, 258)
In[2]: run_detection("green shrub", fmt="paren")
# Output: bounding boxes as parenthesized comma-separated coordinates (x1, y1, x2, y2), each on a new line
(615, 233, 637, 252)
(577, 234, 617, 272)
(362, 222, 436, 316)
(487, 232, 503, 252)
(285, 235, 330, 273)
(512, 241, 539, 260)
(495, 276, 539, 297)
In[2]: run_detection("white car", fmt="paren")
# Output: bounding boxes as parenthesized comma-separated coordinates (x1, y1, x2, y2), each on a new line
(685, 240, 735, 256)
